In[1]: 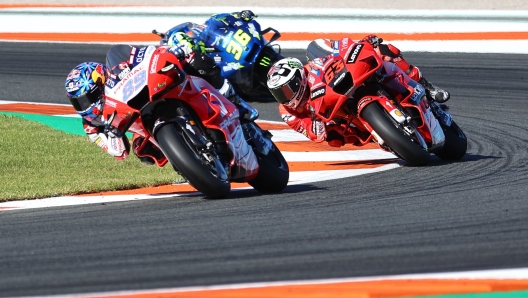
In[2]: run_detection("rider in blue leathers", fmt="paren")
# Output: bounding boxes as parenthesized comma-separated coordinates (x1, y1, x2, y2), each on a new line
(160, 10, 260, 121)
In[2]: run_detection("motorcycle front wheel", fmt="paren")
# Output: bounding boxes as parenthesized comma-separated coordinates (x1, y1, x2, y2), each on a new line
(154, 123, 231, 199)
(434, 121, 467, 160)
(248, 143, 289, 193)
(361, 103, 430, 166)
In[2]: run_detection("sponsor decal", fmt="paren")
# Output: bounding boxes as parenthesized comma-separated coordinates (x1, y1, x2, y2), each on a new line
(128, 47, 136, 65)
(105, 99, 117, 108)
(281, 114, 293, 122)
(220, 109, 237, 130)
(118, 67, 131, 80)
(288, 60, 302, 69)
(410, 84, 425, 103)
(384, 100, 395, 109)
(209, 92, 229, 116)
(310, 86, 325, 100)
(309, 68, 320, 76)
(308, 74, 315, 85)
(150, 54, 159, 74)
(311, 82, 323, 89)
(114, 64, 146, 93)
(341, 38, 349, 49)
(296, 125, 304, 133)
(214, 54, 222, 62)
(357, 97, 372, 110)
(105, 78, 116, 88)
(312, 58, 324, 68)
(259, 56, 271, 66)
(135, 47, 147, 64)
(85, 126, 97, 134)
(270, 76, 280, 85)
(130, 46, 136, 56)
(333, 72, 346, 86)
(333, 40, 339, 56)
(212, 36, 221, 47)
(248, 23, 260, 39)
(347, 44, 363, 64)
(65, 82, 79, 93)
(222, 62, 243, 72)
(222, 31, 234, 48)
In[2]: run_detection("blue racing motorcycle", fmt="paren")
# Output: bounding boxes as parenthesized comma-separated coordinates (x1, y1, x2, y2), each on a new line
(153, 12, 284, 102)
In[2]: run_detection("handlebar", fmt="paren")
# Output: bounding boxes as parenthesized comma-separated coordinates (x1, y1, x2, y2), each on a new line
(152, 29, 165, 39)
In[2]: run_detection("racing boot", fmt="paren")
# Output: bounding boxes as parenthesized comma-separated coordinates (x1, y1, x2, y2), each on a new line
(419, 77, 450, 103)
(218, 79, 259, 121)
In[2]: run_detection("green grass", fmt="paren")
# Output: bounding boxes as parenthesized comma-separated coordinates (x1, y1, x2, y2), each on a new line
(0, 114, 180, 202)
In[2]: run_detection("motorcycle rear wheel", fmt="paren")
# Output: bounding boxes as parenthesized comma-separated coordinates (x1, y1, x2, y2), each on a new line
(434, 121, 467, 160)
(155, 123, 230, 199)
(362, 103, 430, 166)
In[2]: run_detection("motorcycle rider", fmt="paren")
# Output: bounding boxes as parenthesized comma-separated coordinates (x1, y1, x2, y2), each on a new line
(266, 35, 451, 148)
(65, 42, 255, 164)
(160, 9, 260, 121)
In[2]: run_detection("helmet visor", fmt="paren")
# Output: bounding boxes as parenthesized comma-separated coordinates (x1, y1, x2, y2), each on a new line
(69, 87, 102, 113)
(269, 75, 303, 105)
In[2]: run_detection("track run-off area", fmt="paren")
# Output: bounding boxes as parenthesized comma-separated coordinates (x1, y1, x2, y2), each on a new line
(0, 100, 399, 210)
(2, 4, 528, 298)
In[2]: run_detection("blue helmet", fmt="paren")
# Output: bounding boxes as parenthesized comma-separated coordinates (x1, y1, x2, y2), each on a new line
(65, 62, 108, 121)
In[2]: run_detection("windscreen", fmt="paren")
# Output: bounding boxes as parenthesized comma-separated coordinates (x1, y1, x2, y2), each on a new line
(106, 45, 133, 73)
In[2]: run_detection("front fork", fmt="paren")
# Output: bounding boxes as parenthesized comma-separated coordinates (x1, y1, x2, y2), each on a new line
(357, 95, 417, 145)
(153, 107, 230, 180)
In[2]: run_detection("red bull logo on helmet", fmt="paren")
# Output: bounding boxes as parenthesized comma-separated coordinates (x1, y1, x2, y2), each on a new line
(92, 64, 106, 84)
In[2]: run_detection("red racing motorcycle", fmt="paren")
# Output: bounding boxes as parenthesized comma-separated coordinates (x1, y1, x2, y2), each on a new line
(305, 38, 467, 166)
(101, 45, 289, 198)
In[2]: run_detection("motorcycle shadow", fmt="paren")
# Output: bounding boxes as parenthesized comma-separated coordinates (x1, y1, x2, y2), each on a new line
(413, 152, 498, 167)
(213, 184, 323, 200)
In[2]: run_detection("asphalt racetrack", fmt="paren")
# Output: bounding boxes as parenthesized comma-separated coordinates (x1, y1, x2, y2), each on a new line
(1, 42, 528, 296)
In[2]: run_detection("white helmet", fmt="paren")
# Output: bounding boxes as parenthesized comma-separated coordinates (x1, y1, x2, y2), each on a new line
(266, 57, 308, 109)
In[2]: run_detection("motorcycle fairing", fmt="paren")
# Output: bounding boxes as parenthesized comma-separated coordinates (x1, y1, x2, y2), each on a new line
(105, 46, 156, 104)
(377, 61, 445, 148)
(167, 75, 259, 181)
(202, 15, 267, 79)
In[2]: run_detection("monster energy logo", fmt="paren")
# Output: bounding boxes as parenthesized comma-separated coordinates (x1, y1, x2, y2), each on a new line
(260, 56, 271, 66)
(288, 60, 302, 69)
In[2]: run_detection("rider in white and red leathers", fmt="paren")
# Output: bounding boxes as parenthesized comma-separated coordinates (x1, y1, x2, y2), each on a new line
(266, 35, 450, 148)
(65, 42, 256, 164)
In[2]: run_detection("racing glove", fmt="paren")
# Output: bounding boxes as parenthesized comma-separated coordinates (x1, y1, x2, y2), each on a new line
(169, 43, 193, 59)
(361, 34, 383, 48)
(239, 10, 256, 21)
(88, 132, 130, 160)
(310, 119, 327, 142)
